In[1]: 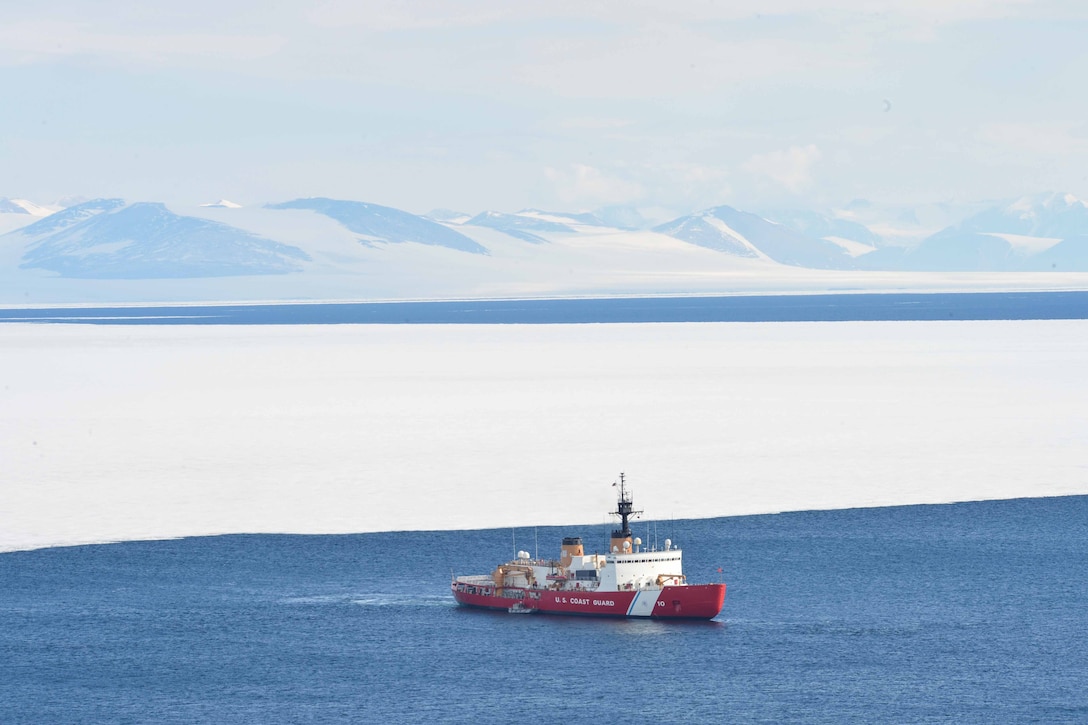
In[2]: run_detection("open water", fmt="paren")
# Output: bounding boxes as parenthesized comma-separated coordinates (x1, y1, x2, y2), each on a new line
(2, 496, 1087, 723)
(3, 290, 1088, 324)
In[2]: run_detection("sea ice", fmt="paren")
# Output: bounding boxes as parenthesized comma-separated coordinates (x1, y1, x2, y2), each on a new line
(2, 320, 1086, 552)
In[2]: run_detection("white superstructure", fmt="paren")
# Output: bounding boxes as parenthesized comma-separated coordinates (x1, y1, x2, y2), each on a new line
(451, 474, 725, 619)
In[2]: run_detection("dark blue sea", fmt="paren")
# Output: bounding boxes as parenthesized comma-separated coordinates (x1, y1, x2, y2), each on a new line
(2, 496, 1087, 723)
(3, 290, 1088, 324)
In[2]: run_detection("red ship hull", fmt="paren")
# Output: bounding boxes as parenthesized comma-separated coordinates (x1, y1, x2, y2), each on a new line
(452, 581, 725, 620)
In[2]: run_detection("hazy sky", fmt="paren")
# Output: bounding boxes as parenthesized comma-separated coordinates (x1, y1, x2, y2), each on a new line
(3, 1, 1087, 216)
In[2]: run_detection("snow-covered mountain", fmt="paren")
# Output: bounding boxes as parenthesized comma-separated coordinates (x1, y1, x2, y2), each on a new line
(955, 193, 1088, 238)
(0, 197, 792, 302)
(463, 211, 576, 243)
(832, 198, 992, 245)
(0, 198, 32, 215)
(857, 193, 1088, 271)
(759, 209, 881, 257)
(425, 209, 472, 224)
(268, 198, 487, 254)
(8, 200, 309, 278)
(515, 209, 606, 226)
(431, 206, 638, 231)
(653, 205, 856, 269)
(3, 192, 1088, 304)
(1022, 237, 1088, 272)
(9, 198, 126, 236)
(591, 205, 647, 230)
(0, 197, 56, 216)
(200, 199, 243, 209)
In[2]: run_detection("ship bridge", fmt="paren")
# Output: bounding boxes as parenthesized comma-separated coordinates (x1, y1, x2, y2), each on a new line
(599, 543, 685, 591)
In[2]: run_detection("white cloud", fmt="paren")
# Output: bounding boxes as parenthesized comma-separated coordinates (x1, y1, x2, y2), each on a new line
(554, 117, 636, 131)
(4, 0, 1087, 210)
(743, 145, 822, 192)
(515, 26, 870, 99)
(303, 0, 1065, 31)
(544, 164, 646, 205)
(306, 0, 522, 30)
(644, 163, 732, 209)
(660, 163, 729, 185)
(980, 122, 1088, 156)
(0, 21, 284, 65)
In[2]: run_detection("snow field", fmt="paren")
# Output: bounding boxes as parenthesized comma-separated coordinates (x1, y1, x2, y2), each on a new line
(2, 320, 1086, 552)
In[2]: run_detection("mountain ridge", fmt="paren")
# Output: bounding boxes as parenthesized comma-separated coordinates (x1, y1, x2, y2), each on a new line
(11, 201, 309, 279)
(267, 198, 489, 255)
(4, 193, 1088, 294)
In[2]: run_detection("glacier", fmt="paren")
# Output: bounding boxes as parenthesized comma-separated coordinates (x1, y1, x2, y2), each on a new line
(4, 194, 1088, 306)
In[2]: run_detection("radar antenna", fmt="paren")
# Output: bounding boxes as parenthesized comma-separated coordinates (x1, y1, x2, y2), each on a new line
(610, 472, 643, 540)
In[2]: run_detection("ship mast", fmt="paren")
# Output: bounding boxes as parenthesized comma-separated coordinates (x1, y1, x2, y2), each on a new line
(610, 472, 643, 553)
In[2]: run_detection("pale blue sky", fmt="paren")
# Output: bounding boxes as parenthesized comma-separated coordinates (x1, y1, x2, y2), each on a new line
(2, 1, 1087, 217)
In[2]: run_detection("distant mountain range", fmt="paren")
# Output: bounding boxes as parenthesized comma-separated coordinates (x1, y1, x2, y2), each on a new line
(2, 193, 1088, 297)
(652, 206, 858, 269)
(461, 210, 578, 243)
(268, 198, 487, 254)
(857, 193, 1088, 272)
(9, 200, 308, 278)
(0, 197, 58, 216)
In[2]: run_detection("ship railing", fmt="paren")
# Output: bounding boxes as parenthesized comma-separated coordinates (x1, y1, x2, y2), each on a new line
(604, 550, 682, 564)
(454, 575, 495, 586)
(508, 558, 561, 568)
